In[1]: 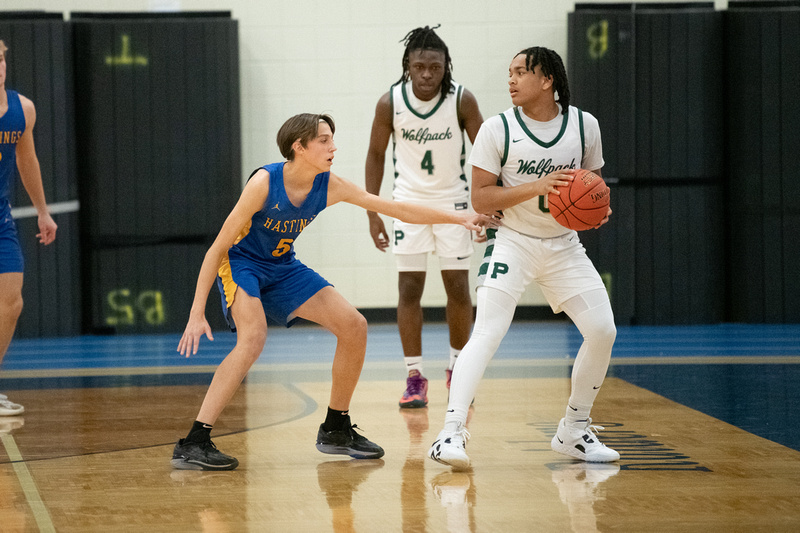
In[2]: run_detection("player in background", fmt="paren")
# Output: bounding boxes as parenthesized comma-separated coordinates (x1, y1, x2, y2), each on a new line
(428, 47, 618, 469)
(0, 40, 58, 417)
(172, 113, 498, 471)
(365, 26, 484, 409)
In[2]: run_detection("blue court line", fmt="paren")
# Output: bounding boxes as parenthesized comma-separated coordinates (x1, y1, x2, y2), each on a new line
(3, 323, 799, 372)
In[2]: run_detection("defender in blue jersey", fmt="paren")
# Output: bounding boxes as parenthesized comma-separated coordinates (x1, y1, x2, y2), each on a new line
(172, 113, 499, 470)
(0, 40, 58, 417)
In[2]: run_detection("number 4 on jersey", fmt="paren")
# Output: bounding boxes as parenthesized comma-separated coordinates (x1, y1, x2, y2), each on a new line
(421, 150, 434, 175)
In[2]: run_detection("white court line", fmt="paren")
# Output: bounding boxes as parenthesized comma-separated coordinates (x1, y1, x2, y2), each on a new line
(10, 200, 80, 219)
(2, 355, 799, 380)
(1, 434, 56, 532)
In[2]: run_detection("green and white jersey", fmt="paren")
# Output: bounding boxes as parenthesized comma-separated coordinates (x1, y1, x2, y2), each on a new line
(468, 104, 604, 238)
(391, 80, 469, 204)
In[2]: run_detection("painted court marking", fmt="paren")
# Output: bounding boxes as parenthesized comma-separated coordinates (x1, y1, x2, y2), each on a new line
(1, 434, 56, 532)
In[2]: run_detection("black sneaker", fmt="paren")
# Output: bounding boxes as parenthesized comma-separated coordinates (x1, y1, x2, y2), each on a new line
(171, 438, 239, 470)
(315, 418, 385, 459)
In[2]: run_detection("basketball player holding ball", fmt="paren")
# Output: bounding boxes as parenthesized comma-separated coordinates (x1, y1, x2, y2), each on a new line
(428, 46, 618, 469)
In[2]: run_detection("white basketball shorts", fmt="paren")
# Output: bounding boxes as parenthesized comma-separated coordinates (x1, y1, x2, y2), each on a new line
(392, 199, 473, 260)
(477, 226, 606, 313)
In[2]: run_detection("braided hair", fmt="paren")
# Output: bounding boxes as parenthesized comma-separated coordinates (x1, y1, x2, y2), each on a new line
(398, 25, 454, 99)
(517, 46, 571, 114)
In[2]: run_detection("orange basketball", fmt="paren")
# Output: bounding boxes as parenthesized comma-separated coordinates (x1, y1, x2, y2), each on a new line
(547, 169, 610, 231)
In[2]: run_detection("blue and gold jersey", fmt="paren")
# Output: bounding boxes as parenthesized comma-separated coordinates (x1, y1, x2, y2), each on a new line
(228, 161, 329, 264)
(1, 90, 26, 214)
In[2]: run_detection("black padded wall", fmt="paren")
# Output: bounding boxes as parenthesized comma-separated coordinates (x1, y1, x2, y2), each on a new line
(569, 3, 725, 325)
(1, 12, 81, 337)
(72, 12, 240, 333)
(724, 2, 800, 323)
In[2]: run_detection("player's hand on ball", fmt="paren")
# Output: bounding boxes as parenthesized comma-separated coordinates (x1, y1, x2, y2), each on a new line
(537, 169, 574, 196)
(548, 169, 611, 231)
(594, 207, 612, 229)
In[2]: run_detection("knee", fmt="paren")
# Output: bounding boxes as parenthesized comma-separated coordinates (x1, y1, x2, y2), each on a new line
(586, 319, 616, 346)
(448, 288, 472, 308)
(443, 271, 470, 299)
(333, 308, 368, 347)
(235, 329, 267, 362)
(398, 273, 426, 303)
(469, 324, 506, 354)
(1, 292, 23, 322)
(347, 310, 368, 340)
(599, 319, 616, 342)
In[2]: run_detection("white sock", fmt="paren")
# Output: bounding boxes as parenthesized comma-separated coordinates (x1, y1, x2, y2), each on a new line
(448, 346, 460, 370)
(405, 356, 423, 377)
(565, 403, 592, 427)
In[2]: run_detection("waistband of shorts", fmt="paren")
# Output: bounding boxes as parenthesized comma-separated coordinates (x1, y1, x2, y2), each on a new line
(503, 226, 575, 240)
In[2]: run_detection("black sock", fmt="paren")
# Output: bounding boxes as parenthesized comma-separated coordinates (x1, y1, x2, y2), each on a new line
(322, 407, 349, 432)
(185, 420, 213, 443)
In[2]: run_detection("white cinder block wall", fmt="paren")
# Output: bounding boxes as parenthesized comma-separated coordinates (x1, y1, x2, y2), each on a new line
(3, 0, 729, 310)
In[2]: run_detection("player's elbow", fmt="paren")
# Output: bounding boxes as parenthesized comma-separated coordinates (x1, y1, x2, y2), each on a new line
(471, 192, 496, 215)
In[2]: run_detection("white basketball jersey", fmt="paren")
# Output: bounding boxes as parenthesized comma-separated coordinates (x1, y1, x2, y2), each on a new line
(468, 105, 603, 238)
(391, 80, 468, 204)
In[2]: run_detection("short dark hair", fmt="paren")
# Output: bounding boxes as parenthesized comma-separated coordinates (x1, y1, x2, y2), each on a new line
(516, 46, 571, 114)
(276, 113, 335, 160)
(398, 25, 453, 100)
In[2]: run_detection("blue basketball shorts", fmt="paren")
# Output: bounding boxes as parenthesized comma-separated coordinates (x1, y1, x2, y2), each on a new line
(216, 250, 332, 329)
(0, 213, 24, 274)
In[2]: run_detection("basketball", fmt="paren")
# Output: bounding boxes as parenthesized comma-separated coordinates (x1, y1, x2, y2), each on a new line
(547, 169, 610, 231)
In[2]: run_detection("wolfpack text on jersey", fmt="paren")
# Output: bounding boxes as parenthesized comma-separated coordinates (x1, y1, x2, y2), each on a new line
(391, 80, 468, 204)
(468, 105, 604, 238)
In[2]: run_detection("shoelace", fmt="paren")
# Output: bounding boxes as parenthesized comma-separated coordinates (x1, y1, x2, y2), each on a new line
(348, 424, 373, 442)
(407, 377, 425, 396)
(453, 425, 471, 444)
(582, 418, 605, 439)
(200, 440, 220, 452)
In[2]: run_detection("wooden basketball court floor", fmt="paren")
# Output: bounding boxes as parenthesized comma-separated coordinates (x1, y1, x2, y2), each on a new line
(1, 322, 799, 532)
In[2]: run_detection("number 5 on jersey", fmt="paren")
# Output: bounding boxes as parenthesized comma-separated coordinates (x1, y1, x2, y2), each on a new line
(273, 238, 293, 257)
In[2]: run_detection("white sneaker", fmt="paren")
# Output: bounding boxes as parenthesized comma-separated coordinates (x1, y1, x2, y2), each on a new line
(428, 424, 471, 470)
(551, 418, 619, 462)
(0, 394, 24, 416)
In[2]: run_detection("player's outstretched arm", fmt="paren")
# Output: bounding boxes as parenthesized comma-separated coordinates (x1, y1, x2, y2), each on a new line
(329, 174, 500, 232)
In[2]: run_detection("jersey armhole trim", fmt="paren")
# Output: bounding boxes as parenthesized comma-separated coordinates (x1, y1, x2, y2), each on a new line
(456, 84, 464, 126)
(577, 107, 585, 165)
(499, 113, 510, 168)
